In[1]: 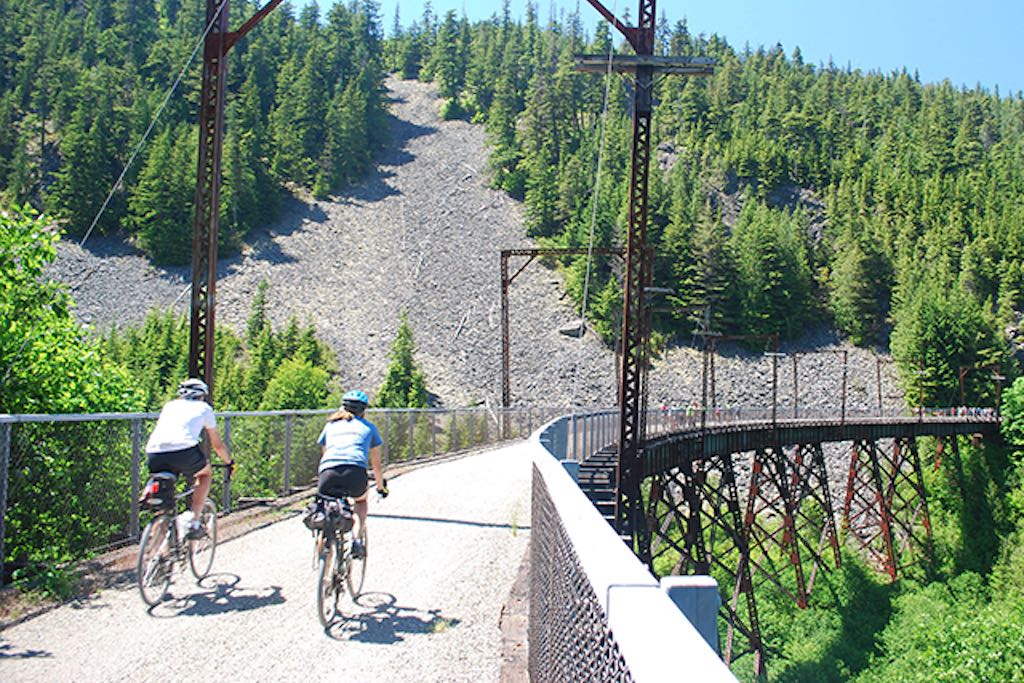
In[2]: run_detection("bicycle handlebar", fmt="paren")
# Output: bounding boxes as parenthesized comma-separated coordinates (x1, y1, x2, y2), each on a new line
(212, 460, 236, 477)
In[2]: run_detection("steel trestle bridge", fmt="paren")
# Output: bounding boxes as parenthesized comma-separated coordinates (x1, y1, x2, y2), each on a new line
(566, 408, 1000, 676)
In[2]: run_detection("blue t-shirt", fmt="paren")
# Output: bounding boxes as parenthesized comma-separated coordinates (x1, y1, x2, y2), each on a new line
(317, 416, 382, 472)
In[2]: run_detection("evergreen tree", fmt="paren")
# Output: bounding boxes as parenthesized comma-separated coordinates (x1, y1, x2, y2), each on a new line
(730, 200, 814, 338)
(428, 10, 466, 101)
(130, 124, 194, 264)
(376, 313, 429, 408)
(891, 279, 1004, 406)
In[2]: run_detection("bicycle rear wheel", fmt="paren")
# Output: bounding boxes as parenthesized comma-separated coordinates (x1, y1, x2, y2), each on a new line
(188, 499, 218, 580)
(137, 516, 172, 606)
(317, 535, 341, 627)
(346, 525, 367, 598)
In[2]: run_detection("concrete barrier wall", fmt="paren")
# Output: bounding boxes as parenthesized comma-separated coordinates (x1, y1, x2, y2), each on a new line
(529, 415, 735, 682)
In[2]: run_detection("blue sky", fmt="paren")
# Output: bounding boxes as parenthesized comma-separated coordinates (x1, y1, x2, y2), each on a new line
(292, 0, 1023, 96)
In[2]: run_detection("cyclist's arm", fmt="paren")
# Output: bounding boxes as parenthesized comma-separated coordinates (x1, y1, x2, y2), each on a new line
(206, 426, 231, 464)
(369, 445, 384, 489)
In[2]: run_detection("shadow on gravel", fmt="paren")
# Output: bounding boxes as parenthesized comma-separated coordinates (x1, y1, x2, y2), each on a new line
(323, 111, 436, 208)
(224, 200, 329, 267)
(0, 641, 53, 659)
(383, 109, 435, 161)
(326, 591, 460, 644)
(69, 233, 149, 259)
(370, 512, 531, 532)
(147, 573, 285, 618)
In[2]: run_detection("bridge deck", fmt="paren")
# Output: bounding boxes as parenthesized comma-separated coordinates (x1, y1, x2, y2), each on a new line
(1, 446, 530, 682)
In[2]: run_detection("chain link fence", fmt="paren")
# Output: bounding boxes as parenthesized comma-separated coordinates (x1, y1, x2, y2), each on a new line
(530, 415, 735, 682)
(0, 405, 557, 586)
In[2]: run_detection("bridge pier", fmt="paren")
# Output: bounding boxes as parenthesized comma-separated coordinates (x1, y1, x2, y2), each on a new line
(843, 437, 933, 579)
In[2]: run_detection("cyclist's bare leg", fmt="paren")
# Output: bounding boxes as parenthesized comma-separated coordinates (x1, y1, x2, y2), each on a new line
(352, 491, 369, 538)
(191, 462, 213, 516)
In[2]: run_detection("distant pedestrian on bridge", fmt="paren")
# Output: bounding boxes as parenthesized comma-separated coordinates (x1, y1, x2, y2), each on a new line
(316, 390, 388, 558)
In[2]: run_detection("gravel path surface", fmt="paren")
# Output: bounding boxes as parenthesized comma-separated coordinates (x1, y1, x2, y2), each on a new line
(0, 446, 531, 682)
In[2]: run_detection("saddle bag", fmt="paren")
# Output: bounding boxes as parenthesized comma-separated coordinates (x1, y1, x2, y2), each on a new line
(303, 500, 354, 533)
(140, 472, 177, 510)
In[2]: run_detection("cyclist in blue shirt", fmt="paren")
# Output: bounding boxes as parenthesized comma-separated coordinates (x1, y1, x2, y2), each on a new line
(317, 390, 387, 558)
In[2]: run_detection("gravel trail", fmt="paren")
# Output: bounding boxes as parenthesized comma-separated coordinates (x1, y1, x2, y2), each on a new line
(0, 446, 531, 682)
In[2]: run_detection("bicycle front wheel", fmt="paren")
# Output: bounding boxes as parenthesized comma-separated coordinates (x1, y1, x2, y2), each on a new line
(346, 525, 367, 598)
(188, 499, 217, 580)
(137, 515, 172, 606)
(317, 537, 341, 627)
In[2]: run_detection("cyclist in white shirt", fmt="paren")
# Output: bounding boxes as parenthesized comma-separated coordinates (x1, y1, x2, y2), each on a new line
(146, 378, 234, 538)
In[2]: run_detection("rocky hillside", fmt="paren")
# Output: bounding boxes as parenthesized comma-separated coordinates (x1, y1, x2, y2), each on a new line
(48, 76, 903, 414)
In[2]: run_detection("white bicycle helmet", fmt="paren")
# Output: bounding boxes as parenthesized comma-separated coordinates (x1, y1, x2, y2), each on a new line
(177, 378, 209, 400)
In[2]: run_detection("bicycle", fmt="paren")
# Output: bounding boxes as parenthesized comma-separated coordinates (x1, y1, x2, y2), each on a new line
(136, 464, 230, 606)
(310, 493, 368, 627)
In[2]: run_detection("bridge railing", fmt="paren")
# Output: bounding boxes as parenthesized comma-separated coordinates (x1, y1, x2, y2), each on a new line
(530, 414, 736, 682)
(560, 405, 999, 463)
(0, 405, 556, 586)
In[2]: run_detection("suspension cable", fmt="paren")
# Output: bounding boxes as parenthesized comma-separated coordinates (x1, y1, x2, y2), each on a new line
(2, 1, 231, 392)
(79, 0, 230, 246)
(571, 3, 618, 412)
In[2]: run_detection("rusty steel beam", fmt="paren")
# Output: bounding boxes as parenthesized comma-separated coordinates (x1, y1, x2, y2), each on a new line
(743, 447, 810, 608)
(575, 0, 716, 555)
(226, 0, 284, 50)
(606, 413, 998, 677)
(836, 436, 934, 578)
(614, 0, 657, 556)
(885, 438, 933, 574)
(625, 415, 996, 677)
(575, 54, 715, 75)
(740, 441, 842, 611)
(581, 0, 642, 50)
(692, 450, 764, 673)
(189, 0, 281, 398)
(843, 439, 903, 578)
(189, 0, 230, 394)
(789, 443, 842, 585)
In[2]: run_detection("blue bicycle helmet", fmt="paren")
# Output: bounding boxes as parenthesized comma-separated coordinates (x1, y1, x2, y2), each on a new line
(342, 389, 369, 413)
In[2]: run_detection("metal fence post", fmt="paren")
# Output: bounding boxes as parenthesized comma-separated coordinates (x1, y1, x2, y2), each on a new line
(283, 414, 293, 495)
(451, 411, 458, 452)
(130, 420, 142, 540)
(431, 412, 437, 457)
(408, 411, 415, 460)
(222, 415, 232, 513)
(0, 423, 10, 585)
(380, 413, 390, 467)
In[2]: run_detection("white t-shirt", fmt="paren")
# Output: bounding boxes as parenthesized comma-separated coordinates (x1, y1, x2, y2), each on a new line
(145, 399, 217, 453)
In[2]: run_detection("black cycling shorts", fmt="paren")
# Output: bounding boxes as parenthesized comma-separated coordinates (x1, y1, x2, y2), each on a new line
(318, 465, 368, 499)
(147, 445, 208, 478)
